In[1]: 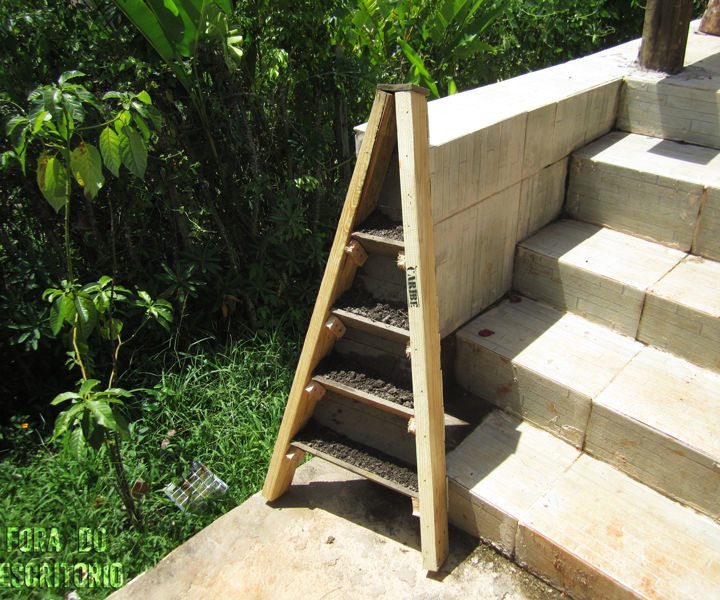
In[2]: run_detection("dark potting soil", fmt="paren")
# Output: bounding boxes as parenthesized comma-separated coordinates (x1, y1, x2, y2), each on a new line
(315, 355, 414, 408)
(295, 420, 418, 493)
(355, 212, 404, 242)
(335, 285, 409, 330)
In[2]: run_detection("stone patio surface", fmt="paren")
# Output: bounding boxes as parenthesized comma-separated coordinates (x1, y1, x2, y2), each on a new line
(107, 459, 563, 600)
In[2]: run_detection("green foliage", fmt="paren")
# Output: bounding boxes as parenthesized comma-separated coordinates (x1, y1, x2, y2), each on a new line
(7, 71, 158, 211)
(0, 334, 295, 599)
(347, 0, 507, 97)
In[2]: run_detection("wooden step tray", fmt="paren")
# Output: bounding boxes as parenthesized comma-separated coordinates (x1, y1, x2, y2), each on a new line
(292, 421, 419, 498)
(351, 231, 404, 257)
(330, 307, 409, 343)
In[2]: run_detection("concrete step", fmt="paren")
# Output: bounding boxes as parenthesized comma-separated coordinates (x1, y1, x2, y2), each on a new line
(447, 413, 720, 600)
(454, 297, 642, 448)
(565, 131, 720, 255)
(517, 453, 720, 600)
(616, 21, 720, 154)
(586, 346, 720, 519)
(638, 255, 720, 373)
(514, 219, 685, 337)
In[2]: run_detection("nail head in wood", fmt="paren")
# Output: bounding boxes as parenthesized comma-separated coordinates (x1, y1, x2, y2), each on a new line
(345, 240, 368, 267)
(325, 315, 346, 339)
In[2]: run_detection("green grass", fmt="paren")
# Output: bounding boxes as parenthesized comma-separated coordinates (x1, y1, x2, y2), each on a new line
(0, 331, 298, 599)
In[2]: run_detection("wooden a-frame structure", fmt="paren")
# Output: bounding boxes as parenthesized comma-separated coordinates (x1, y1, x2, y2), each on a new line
(262, 85, 449, 571)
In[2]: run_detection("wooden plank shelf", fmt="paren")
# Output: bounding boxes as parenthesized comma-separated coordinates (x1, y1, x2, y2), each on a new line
(351, 231, 404, 257)
(313, 374, 414, 419)
(292, 421, 419, 498)
(330, 307, 409, 343)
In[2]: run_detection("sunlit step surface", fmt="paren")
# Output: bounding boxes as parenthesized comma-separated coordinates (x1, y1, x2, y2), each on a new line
(514, 219, 685, 337)
(517, 454, 720, 600)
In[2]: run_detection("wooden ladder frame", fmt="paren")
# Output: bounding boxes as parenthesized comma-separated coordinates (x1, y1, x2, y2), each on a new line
(262, 84, 448, 571)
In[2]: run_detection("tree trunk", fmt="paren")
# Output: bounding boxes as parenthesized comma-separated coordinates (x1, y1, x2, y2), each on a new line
(638, 0, 694, 73)
(700, 0, 720, 35)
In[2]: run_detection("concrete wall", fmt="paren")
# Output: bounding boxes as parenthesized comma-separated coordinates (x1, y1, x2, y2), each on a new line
(357, 37, 642, 337)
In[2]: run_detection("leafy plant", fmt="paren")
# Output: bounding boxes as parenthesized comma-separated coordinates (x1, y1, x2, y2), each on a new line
(6, 70, 170, 531)
(347, 0, 507, 97)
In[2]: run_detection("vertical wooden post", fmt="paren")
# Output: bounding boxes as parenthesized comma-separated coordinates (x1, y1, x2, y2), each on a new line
(638, 0, 694, 73)
(394, 86, 449, 572)
(700, 0, 720, 36)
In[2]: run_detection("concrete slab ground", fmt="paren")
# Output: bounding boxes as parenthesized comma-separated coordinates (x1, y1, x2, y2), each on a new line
(107, 459, 563, 600)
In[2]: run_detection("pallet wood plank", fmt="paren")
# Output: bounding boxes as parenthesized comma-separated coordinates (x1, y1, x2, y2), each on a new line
(396, 89, 449, 571)
(262, 90, 396, 501)
(330, 307, 409, 343)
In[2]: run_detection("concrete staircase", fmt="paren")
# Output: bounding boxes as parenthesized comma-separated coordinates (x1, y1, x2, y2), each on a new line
(447, 129, 720, 599)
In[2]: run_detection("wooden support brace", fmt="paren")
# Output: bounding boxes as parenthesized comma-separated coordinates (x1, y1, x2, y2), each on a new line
(397, 251, 406, 270)
(407, 417, 417, 435)
(325, 315, 346, 339)
(411, 496, 421, 518)
(304, 381, 326, 403)
(345, 240, 368, 267)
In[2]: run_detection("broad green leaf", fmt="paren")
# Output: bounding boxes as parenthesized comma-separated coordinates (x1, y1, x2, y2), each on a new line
(119, 126, 147, 178)
(58, 70, 85, 86)
(67, 426, 86, 462)
(5, 115, 28, 137)
(114, 109, 132, 134)
(398, 40, 440, 98)
(86, 399, 117, 431)
(70, 142, 105, 200)
(32, 110, 50, 134)
(448, 77, 458, 95)
(112, 407, 131, 441)
(36, 154, 69, 212)
(74, 293, 98, 337)
(52, 403, 84, 439)
(49, 293, 75, 335)
(62, 92, 85, 124)
(99, 127, 122, 177)
(51, 391, 81, 406)
(79, 379, 102, 398)
(136, 90, 152, 104)
(73, 87, 103, 113)
(132, 112, 151, 140)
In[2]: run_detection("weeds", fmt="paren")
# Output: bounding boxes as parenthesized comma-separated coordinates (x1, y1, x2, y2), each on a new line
(0, 332, 297, 599)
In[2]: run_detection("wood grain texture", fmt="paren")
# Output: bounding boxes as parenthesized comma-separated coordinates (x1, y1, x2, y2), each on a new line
(396, 89, 449, 571)
(262, 90, 396, 501)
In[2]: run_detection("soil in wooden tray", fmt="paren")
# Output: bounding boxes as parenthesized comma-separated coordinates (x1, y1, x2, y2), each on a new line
(355, 212, 404, 241)
(316, 355, 414, 408)
(335, 285, 409, 330)
(294, 420, 418, 493)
